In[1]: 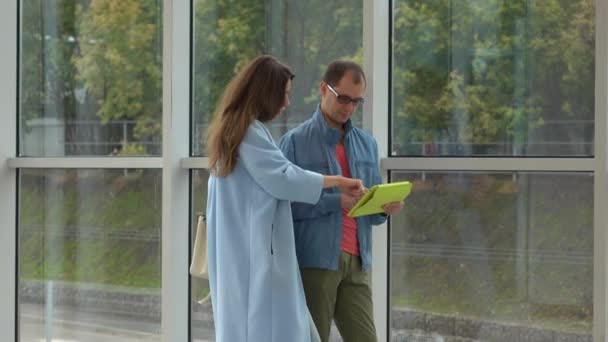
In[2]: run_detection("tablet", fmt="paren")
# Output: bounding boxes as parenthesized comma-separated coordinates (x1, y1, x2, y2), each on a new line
(347, 181, 412, 217)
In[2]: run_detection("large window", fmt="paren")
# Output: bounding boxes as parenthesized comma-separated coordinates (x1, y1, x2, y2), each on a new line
(17, 1, 164, 341)
(191, 0, 363, 156)
(19, 169, 162, 341)
(390, 171, 592, 339)
(390, 0, 596, 340)
(20, 0, 163, 157)
(189, 1, 364, 339)
(391, 0, 594, 157)
(191, 0, 363, 340)
(5, 1, 606, 341)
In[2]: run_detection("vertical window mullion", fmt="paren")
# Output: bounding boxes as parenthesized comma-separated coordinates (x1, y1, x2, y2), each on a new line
(1, 1, 19, 341)
(593, 0, 608, 340)
(161, 0, 191, 341)
(364, 1, 391, 341)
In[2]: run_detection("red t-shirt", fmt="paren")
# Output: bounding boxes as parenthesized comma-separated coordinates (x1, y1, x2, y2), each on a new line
(336, 143, 359, 256)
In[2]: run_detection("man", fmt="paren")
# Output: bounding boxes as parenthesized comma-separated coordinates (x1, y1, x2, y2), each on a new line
(279, 60, 404, 342)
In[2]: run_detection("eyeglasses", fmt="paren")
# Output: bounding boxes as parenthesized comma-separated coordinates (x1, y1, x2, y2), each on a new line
(326, 84, 364, 106)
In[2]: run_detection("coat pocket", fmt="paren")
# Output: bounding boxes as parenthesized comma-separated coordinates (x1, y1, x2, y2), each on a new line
(270, 224, 274, 255)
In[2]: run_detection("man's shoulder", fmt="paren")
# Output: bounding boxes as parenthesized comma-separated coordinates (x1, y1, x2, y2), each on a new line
(350, 127, 377, 145)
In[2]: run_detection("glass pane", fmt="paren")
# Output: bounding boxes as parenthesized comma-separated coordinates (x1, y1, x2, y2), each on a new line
(190, 169, 214, 341)
(390, 171, 592, 341)
(19, 1, 163, 157)
(18, 169, 162, 341)
(191, 0, 363, 155)
(391, 0, 595, 156)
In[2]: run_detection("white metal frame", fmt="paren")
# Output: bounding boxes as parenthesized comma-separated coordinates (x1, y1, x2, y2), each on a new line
(363, 1, 391, 341)
(180, 157, 209, 170)
(594, 0, 608, 341)
(7, 157, 163, 169)
(1, 1, 18, 341)
(382, 157, 595, 172)
(2, 1, 607, 341)
(2, 1, 193, 341)
(161, 1, 191, 341)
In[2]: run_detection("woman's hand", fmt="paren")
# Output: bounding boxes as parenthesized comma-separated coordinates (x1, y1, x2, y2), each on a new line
(341, 192, 366, 209)
(323, 175, 365, 198)
(336, 177, 365, 198)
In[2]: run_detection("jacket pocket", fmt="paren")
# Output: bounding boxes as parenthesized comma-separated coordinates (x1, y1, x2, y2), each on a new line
(352, 160, 377, 185)
(354, 160, 375, 167)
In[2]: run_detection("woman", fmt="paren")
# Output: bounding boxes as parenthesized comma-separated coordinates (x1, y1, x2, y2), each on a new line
(206, 55, 363, 342)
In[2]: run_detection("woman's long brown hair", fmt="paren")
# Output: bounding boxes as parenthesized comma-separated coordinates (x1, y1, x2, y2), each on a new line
(206, 55, 294, 177)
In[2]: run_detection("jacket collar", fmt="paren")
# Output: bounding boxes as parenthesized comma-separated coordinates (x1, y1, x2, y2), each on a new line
(312, 105, 353, 146)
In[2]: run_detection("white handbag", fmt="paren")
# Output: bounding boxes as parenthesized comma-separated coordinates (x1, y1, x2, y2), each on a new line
(190, 214, 211, 304)
(190, 214, 209, 279)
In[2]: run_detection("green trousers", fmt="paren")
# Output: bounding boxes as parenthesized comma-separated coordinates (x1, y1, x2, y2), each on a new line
(301, 251, 377, 342)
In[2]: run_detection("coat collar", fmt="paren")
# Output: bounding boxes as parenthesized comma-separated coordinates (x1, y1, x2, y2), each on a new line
(312, 105, 353, 146)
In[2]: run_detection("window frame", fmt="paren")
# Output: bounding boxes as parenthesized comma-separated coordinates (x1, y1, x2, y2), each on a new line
(1, 1, 18, 341)
(383, 0, 608, 341)
(4, 1, 192, 341)
(2, 0, 607, 341)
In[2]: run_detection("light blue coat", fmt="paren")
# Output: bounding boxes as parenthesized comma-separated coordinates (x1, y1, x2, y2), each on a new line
(206, 120, 324, 342)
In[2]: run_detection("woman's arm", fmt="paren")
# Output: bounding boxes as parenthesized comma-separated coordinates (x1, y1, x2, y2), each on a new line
(322, 175, 364, 197)
(239, 123, 362, 204)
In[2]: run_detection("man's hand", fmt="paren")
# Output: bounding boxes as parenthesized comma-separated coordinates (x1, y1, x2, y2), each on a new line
(382, 201, 404, 216)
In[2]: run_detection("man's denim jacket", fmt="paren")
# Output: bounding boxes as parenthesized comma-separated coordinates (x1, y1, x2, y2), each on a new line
(279, 107, 387, 271)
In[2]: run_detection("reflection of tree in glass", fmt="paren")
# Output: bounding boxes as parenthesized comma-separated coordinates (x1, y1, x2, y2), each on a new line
(390, 172, 593, 334)
(20, 0, 163, 156)
(75, 0, 163, 154)
(191, 0, 362, 154)
(21, 1, 81, 151)
(19, 169, 162, 287)
(392, 0, 594, 156)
